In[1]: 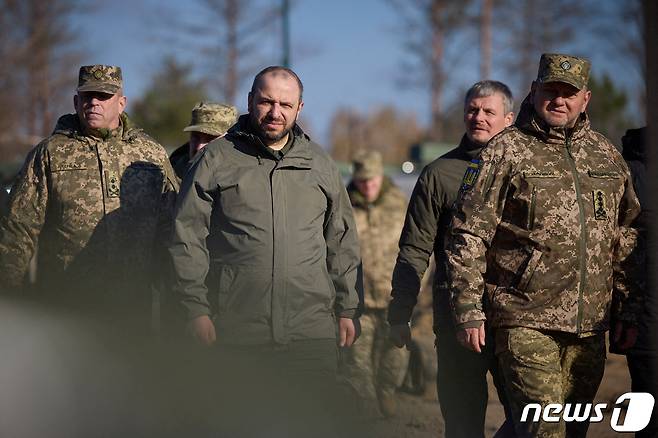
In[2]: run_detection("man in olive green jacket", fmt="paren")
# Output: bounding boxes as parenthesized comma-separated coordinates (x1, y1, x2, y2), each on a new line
(169, 66, 360, 366)
(388, 80, 515, 438)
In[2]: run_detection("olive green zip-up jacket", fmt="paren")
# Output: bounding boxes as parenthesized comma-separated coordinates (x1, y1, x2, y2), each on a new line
(447, 96, 641, 334)
(169, 116, 361, 345)
(387, 136, 483, 329)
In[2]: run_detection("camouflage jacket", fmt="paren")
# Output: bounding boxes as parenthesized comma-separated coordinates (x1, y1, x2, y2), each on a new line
(0, 113, 178, 319)
(388, 136, 483, 329)
(348, 177, 407, 310)
(447, 96, 641, 334)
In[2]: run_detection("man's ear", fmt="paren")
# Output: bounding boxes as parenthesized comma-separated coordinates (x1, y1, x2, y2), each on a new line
(247, 92, 253, 113)
(580, 89, 592, 113)
(295, 100, 304, 120)
(504, 111, 514, 127)
(118, 94, 127, 113)
(73, 94, 79, 112)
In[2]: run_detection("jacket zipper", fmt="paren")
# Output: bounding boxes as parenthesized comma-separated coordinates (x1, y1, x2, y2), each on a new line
(527, 186, 536, 230)
(563, 136, 587, 334)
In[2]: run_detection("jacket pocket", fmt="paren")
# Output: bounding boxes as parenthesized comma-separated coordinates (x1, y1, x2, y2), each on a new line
(517, 248, 542, 291)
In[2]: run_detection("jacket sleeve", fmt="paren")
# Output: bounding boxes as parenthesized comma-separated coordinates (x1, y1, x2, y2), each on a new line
(325, 167, 361, 319)
(446, 145, 510, 327)
(388, 169, 441, 325)
(611, 165, 642, 324)
(0, 144, 49, 289)
(168, 150, 215, 320)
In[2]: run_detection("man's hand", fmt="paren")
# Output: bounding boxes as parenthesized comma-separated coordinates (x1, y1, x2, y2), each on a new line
(389, 323, 412, 349)
(613, 320, 638, 351)
(187, 315, 216, 346)
(456, 321, 485, 353)
(339, 317, 356, 347)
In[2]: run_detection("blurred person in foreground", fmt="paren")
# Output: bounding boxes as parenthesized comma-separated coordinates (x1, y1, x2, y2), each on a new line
(0, 65, 178, 335)
(388, 80, 516, 438)
(446, 53, 641, 438)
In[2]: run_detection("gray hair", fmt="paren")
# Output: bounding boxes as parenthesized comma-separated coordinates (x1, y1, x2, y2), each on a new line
(464, 80, 514, 114)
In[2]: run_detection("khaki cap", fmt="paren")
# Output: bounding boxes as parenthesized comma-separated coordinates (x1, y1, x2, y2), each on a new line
(183, 102, 238, 137)
(353, 150, 383, 180)
(537, 53, 591, 90)
(77, 65, 123, 94)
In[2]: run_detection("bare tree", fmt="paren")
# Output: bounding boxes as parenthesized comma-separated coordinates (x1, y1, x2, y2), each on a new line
(387, 0, 472, 141)
(148, 0, 283, 106)
(0, 0, 82, 163)
(330, 106, 424, 164)
(480, 0, 493, 79)
(495, 0, 588, 95)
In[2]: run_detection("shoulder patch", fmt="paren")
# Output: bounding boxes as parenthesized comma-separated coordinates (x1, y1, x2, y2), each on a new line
(460, 159, 481, 192)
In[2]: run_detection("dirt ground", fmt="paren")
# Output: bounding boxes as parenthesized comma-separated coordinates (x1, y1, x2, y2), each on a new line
(366, 328, 633, 438)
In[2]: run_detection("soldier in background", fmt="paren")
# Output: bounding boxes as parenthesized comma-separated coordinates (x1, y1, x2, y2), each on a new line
(169, 102, 237, 179)
(0, 65, 178, 335)
(341, 150, 409, 418)
(388, 80, 515, 438)
(446, 54, 641, 437)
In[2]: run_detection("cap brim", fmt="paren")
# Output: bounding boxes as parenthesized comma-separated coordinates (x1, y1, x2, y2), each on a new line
(183, 124, 225, 136)
(77, 83, 121, 94)
(353, 170, 382, 180)
(540, 77, 585, 90)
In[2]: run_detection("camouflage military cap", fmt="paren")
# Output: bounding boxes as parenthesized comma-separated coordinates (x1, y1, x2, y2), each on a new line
(183, 102, 238, 137)
(353, 150, 383, 180)
(537, 53, 590, 90)
(77, 65, 123, 94)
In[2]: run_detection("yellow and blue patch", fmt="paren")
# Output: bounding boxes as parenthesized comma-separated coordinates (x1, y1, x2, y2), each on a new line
(460, 159, 481, 193)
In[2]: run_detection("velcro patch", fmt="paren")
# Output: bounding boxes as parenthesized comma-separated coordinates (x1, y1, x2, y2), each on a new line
(523, 170, 560, 178)
(460, 159, 481, 192)
(588, 170, 620, 179)
(106, 171, 120, 198)
(593, 190, 607, 220)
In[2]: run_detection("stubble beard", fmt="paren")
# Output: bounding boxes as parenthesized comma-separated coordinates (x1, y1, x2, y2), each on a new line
(250, 113, 294, 145)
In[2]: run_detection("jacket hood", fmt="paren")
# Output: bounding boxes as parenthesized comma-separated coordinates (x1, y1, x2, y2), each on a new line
(53, 112, 142, 141)
(515, 93, 591, 147)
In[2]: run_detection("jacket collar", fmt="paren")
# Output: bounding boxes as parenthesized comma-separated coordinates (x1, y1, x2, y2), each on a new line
(228, 114, 314, 166)
(53, 112, 141, 142)
(456, 134, 485, 160)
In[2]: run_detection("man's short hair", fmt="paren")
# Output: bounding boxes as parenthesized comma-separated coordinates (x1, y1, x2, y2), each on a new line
(464, 80, 514, 115)
(250, 66, 304, 102)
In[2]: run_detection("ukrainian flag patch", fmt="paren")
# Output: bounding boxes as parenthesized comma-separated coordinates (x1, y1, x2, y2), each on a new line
(460, 159, 481, 192)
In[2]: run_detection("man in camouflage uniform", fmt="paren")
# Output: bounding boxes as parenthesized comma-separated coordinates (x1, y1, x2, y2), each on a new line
(169, 102, 237, 179)
(0, 65, 178, 334)
(446, 54, 641, 438)
(388, 80, 515, 437)
(341, 150, 409, 418)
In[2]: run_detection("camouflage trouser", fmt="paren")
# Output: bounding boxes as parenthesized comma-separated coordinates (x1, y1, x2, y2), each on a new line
(495, 327, 605, 438)
(341, 311, 409, 401)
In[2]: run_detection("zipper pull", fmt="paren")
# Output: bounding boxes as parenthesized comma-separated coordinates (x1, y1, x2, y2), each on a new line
(257, 156, 262, 165)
